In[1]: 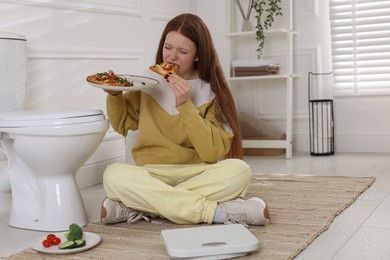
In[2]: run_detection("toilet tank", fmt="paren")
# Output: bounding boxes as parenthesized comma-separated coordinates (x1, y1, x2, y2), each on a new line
(0, 32, 27, 112)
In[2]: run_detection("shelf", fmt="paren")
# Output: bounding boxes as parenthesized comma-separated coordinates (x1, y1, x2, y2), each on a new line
(226, 29, 298, 38)
(229, 74, 299, 81)
(227, 0, 295, 159)
(242, 139, 289, 149)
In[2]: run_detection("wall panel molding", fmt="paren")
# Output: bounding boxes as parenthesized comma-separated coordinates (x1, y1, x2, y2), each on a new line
(149, 0, 190, 21)
(295, 0, 319, 17)
(28, 46, 143, 60)
(253, 46, 319, 118)
(0, 0, 142, 17)
(295, 45, 320, 74)
(27, 46, 145, 73)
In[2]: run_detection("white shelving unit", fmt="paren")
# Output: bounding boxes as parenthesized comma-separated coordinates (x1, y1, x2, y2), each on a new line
(226, 0, 297, 159)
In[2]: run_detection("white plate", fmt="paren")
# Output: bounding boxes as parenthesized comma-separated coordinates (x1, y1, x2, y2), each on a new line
(86, 74, 159, 91)
(31, 231, 101, 255)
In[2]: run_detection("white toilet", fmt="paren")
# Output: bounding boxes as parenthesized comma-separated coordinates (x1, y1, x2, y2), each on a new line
(0, 32, 109, 231)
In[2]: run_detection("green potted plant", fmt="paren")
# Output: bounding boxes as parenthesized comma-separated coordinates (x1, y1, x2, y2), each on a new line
(252, 0, 283, 58)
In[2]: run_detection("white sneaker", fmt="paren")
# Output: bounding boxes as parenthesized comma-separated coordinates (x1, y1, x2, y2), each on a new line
(101, 197, 150, 224)
(219, 197, 270, 226)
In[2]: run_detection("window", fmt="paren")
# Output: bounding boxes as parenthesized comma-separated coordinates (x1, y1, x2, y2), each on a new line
(329, 0, 390, 96)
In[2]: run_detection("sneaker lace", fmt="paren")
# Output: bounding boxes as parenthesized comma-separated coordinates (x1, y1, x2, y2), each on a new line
(125, 210, 151, 224)
(224, 212, 249, 228)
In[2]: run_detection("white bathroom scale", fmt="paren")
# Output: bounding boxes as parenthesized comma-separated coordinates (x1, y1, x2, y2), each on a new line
(161, 224, 260, 259)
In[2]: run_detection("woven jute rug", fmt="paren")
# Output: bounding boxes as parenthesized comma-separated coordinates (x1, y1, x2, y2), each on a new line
(6, 174, 375, 260)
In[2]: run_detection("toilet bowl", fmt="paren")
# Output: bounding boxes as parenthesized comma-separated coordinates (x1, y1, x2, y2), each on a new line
(0, 109, 109, 231)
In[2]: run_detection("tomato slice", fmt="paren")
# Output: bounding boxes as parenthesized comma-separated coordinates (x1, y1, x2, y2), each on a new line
(42, 240, 51, 248)
(46, 234, 56, 241)
(162, 63, 174, 71)
(50, 236, 61, 246)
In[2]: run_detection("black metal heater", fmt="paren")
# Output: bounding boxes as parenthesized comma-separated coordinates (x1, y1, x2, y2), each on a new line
(308, 72, 335, 156)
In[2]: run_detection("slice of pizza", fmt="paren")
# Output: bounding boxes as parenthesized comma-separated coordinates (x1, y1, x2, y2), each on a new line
(86, 71, 132, 86)
(149, 62, 179, 76)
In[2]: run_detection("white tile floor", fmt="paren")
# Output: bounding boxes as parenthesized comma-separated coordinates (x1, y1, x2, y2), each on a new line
(1, 152, 390, 259)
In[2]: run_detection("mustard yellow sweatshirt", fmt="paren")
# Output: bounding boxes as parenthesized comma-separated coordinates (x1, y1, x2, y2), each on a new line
(106, 70, 234, 166)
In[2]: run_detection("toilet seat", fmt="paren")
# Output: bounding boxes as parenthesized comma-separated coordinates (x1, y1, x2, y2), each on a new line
(0, 109, 105, 127)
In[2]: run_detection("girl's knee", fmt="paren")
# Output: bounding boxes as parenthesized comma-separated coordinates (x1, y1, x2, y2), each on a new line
(103, 162, 127, 184)
(222, 158, 251, 173)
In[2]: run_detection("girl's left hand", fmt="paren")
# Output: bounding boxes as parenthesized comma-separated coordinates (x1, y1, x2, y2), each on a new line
(165, 73, 191, 106)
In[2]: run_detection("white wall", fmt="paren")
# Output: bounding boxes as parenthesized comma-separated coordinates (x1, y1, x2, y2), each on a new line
(0, 0, 191, 189)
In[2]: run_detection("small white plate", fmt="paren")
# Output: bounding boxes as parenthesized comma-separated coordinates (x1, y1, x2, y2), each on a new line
(86, 74, 159, 91)
(31, 231, 101, 255)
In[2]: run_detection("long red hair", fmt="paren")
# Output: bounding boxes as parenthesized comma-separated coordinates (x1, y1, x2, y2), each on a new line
(155, 13, 243, 159)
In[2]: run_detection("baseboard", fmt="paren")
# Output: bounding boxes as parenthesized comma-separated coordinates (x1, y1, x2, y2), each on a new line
(293, 133, 390, 153)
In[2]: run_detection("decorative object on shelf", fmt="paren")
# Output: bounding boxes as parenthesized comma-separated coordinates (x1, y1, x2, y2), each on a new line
(239, 112, 286, 156)
(235, 0, 254, 31)
(232, 59, 279, 77)
(253, 0, 283, 58)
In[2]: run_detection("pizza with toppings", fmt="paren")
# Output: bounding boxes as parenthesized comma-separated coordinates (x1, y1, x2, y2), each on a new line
(86, 71, 132, 86)
(149, 62, 179, 76)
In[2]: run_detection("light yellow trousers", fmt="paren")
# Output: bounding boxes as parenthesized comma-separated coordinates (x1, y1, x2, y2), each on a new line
(103, 158, 251, 224)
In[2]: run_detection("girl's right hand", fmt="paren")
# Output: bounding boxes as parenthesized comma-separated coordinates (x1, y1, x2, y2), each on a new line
(165, 73, 191, 106)
(104, 90, 121, 96)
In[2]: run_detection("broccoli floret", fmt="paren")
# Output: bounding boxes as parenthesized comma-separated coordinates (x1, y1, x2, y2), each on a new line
(66, 223, 83, 241)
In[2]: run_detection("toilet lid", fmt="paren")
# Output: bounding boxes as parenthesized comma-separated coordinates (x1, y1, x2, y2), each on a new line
(0, 109, 105, 127)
